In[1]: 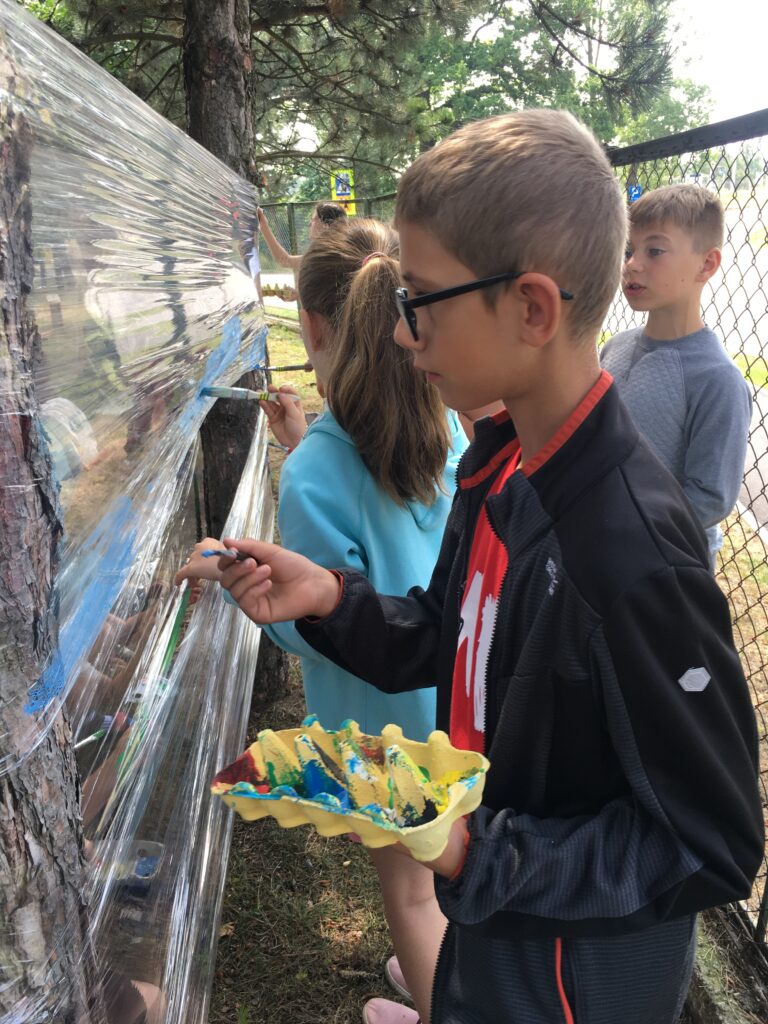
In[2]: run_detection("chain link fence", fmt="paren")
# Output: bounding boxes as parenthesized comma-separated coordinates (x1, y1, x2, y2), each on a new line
(605, 111, 768, 961)
(258, 195, 396, 275)
(260, 109, 768, 958)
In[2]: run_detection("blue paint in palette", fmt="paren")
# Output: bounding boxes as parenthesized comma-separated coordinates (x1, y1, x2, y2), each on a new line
(300, 758, 350, 809)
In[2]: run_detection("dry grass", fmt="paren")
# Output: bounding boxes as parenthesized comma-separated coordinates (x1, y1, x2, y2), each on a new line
(718, 515, 768, 923)
(208, 666, 392, 1024)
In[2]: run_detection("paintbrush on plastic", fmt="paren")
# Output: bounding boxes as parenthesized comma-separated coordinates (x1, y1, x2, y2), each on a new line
(201, 385, 300, 403)
(262, 361, 312, 373)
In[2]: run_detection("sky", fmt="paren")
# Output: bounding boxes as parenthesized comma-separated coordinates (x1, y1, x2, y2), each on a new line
(671, 0, 768, 122)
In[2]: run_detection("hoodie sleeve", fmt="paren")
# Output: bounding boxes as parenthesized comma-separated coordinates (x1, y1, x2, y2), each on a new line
(435, 564, 763, 928)
(681, 364, 752, 528)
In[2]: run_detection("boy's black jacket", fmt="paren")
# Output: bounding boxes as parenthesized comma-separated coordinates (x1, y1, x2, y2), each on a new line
(298, 379, 764, 938)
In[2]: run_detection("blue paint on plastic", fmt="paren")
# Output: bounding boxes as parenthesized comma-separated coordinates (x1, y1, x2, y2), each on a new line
(243, 323, 268, 370)
(25, 497, 138, 713)
(199, 316, 242, 392)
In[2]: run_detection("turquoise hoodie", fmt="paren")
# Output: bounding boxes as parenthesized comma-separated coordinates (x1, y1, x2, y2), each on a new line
(264, 407, 467, 739)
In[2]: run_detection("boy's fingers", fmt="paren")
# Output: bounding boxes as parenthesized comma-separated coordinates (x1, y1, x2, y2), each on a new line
(229, 573, 273, 608)
(220, 558, 269, 592)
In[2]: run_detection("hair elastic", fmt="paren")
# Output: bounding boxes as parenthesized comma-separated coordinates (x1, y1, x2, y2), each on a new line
(361, 251, 387, 266)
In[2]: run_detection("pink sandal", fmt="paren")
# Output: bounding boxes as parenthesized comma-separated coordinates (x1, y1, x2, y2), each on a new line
(384, 956, 413, 1003)
(362, 998, 420, 1024)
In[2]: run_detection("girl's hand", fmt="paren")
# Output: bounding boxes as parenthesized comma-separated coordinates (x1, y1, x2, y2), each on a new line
(174, 538, 230, 601)
(217, 537, 340, 625)
(259, 385, 307, 449)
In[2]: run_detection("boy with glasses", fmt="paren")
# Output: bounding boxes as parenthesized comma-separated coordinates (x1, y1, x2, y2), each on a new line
(179, 110, 763, 1024)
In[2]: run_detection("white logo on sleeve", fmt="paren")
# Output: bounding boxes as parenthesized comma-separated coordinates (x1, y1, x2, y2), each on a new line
(678, 667, 711, 692)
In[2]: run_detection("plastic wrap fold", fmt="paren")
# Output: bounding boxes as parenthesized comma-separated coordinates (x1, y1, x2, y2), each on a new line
(1, 4, 271, 1022)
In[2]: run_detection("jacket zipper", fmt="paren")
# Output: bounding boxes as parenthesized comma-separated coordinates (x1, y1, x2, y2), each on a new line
(430, 921, 452, 1024)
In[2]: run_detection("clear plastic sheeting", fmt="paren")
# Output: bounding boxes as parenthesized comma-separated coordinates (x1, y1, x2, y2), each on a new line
(1, 4, 272, 1022)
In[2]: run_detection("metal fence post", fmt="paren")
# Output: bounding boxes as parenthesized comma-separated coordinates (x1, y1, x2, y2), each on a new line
(287, 202, 297, 256)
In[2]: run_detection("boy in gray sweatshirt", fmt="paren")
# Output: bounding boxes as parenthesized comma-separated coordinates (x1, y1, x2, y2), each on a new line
(601, 184, 752, 569)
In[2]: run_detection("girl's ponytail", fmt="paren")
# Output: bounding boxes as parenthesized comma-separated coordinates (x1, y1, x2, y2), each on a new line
(298, 219, 449, 506)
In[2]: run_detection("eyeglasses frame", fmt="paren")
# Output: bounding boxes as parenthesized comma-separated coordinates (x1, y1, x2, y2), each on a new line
(395, 271, 574, 342)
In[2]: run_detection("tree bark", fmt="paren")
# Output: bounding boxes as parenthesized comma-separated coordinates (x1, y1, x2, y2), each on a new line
(182, 0, 290, 702)
(0, 42, 101, 1023)
(182, 0, 254, 182)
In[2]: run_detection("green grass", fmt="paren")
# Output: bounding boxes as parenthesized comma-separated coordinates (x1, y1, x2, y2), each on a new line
(265, 304, 300, 322)
(263, 324, 322, 408)
(734, 353, 768, 392)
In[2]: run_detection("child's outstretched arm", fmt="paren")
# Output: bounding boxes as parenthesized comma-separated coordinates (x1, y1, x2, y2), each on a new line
(257, 208, 302, 270)
(174, 538, 341, 623)
(176, 485, 461, 690)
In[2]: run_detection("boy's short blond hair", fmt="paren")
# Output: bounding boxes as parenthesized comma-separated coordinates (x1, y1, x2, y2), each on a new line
(629, 184, 724, 252)
(395, 109, 626, 341)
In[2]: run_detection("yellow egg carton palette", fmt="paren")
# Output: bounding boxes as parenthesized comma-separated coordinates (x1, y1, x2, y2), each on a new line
(211, 715, 489, 861)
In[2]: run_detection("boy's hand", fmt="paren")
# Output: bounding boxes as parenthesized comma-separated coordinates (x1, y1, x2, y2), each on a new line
(387, 817, 470, 878)
(259, 385, 307, 449)
(218, 537, 341, 624)
(420, 817, 470, 879)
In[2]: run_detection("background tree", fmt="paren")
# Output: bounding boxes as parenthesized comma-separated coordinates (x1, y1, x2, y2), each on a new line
(22, 0, 687, 197)
(181, 0, 292, 703)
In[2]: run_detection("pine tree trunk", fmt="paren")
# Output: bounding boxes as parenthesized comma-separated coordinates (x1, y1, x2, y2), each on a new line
(0, 43, 101, 1023)
(182, 0, 290, 703)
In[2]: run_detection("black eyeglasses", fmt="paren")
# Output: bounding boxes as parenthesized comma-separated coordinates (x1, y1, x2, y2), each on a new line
(395, 272, 574, 342)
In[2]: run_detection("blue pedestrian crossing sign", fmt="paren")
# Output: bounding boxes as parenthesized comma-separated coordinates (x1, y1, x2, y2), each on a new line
(330, 168, 356, 214)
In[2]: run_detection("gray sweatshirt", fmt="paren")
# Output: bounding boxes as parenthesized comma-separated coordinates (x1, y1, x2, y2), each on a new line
(600, 326, 752, 561)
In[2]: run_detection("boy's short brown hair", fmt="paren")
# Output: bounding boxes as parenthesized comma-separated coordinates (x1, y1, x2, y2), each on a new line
(629, 184, 724, 252)
(395, 109, 626, 341)
(314, 201, 348, 226)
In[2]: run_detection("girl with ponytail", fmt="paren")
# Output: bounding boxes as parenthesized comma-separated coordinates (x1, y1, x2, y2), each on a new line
(260, 217, 467, 1024)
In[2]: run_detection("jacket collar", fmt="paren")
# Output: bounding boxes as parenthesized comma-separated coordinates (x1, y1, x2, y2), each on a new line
(460, 372, 639, 518)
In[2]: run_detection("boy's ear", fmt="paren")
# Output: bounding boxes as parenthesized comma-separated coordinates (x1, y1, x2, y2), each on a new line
(697, 247, 722, 282)
(509, 273, 563, 348)
(299, 309, 328, 352)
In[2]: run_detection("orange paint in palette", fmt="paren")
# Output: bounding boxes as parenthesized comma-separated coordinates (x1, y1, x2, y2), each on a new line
(211, 716, 490, 861)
